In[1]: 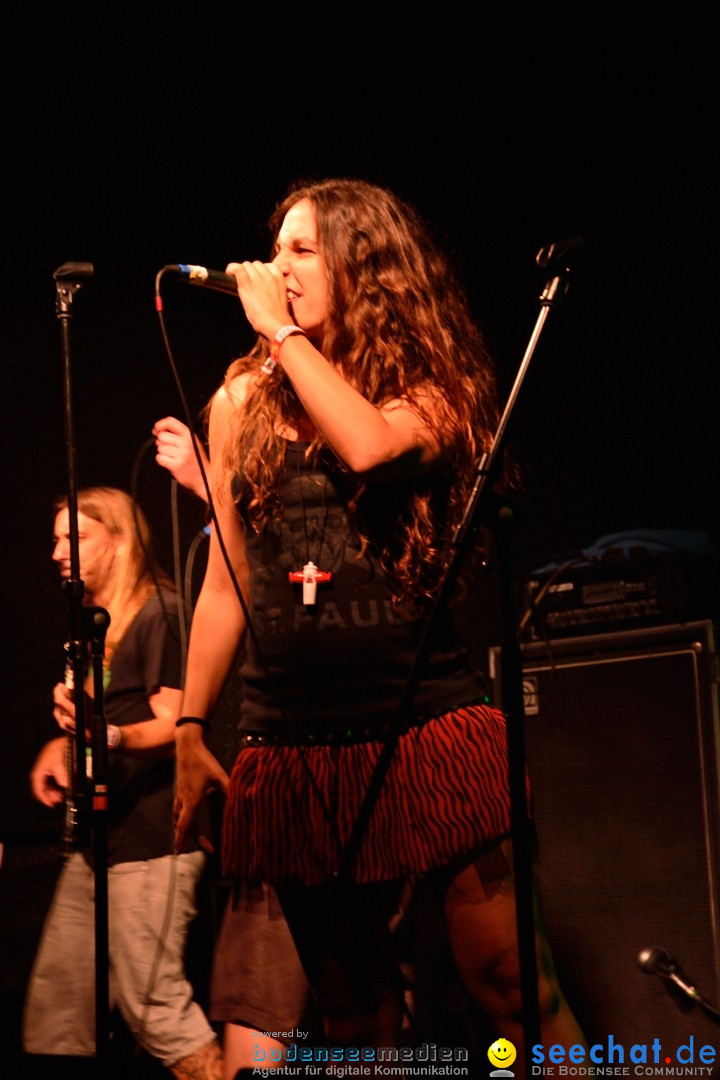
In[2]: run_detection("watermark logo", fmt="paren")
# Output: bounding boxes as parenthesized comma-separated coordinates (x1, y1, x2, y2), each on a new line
(489, 1038, 517, 1077)
(531, 1035, 718, 1075)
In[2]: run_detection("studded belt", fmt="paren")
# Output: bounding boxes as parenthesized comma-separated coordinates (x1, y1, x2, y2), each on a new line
(238, 720, 419, 749)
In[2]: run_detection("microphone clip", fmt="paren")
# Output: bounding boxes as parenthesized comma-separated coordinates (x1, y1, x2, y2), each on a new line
(536, 235, 586, 269)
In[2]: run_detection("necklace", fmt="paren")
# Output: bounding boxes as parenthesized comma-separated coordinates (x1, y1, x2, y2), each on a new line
(287, 445, 333, 606)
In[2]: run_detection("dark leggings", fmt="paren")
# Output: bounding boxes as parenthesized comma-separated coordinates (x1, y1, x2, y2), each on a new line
(275, 878, 406, 1048)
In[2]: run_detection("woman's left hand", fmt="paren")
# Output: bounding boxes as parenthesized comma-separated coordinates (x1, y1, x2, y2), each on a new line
(173, 727, 229, 854)
(153, 416, 210, 501)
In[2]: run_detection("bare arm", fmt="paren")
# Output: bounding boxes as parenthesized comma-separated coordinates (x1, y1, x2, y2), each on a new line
(180, 381, 250, 718)
(114, 686, 181, 755)
(53, 682, 184, 758)
(226, 260, 443, 477)
(173, 380, 250, 850)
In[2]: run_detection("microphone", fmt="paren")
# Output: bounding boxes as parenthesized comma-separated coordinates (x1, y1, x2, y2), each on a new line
(168, 264, 239, 295)
(638, 946, 700, 1002)
(536, 235, 586, 268)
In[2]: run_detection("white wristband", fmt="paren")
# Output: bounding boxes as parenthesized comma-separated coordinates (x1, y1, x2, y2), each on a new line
(261, 325, 306, 374)
(107, 724, 123, 750)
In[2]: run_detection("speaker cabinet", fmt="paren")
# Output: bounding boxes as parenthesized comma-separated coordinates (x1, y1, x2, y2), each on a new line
(489, 621, 720, 1048)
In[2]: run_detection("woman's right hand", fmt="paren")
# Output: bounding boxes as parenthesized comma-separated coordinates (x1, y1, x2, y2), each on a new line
(225, 260, 290, 342)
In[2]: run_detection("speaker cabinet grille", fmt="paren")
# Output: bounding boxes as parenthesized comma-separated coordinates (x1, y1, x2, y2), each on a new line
(489, 621, 720, 1047)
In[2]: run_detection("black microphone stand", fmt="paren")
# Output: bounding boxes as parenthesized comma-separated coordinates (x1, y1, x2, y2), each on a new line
(337, 238, 584, 1076)
(54, 262, 112, 1065)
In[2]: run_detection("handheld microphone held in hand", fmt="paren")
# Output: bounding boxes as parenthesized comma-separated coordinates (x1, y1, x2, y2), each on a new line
(167, 264, 239, 295)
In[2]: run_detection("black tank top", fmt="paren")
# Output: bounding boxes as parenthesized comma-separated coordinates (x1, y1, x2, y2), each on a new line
(237, 442, 486, 735)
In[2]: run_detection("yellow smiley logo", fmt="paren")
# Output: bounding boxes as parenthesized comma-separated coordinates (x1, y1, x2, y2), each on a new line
(488, 1039, 517, 1070)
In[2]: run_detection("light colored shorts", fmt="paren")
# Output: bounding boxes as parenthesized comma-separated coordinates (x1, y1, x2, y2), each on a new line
(23, 850, 215, 1067)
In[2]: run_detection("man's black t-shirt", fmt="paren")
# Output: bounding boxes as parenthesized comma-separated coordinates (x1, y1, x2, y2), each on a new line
(103, 589, 200, 864)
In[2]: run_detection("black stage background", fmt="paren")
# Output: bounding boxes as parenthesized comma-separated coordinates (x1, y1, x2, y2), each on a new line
(2, 6, 719, 1074)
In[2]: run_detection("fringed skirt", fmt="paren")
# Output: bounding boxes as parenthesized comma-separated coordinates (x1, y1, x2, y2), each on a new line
(222, 703, 516, 886)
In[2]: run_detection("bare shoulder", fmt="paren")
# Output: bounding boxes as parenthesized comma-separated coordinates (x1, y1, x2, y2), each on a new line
(209, 372, 254, 424)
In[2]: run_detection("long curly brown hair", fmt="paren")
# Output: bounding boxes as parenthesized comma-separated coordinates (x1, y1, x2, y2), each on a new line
(221, 178, 503, 615)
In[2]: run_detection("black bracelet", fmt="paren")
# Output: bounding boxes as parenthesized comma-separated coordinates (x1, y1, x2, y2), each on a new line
(175, 716, 211, 733)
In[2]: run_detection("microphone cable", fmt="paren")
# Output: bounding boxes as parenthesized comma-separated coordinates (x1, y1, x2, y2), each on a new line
(154, 266, 276, 693)
(153, 267, 347, 859)
(126, 449, 215, 1058)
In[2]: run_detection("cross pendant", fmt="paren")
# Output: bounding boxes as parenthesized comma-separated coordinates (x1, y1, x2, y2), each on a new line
(288, 561, 332, 605)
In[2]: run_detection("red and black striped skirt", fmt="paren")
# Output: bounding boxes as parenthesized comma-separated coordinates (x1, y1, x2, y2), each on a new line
(222, 703, 517, 886)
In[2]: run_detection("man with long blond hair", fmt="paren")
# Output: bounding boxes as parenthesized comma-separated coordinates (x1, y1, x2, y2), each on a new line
(23, 487, 222, 1078)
